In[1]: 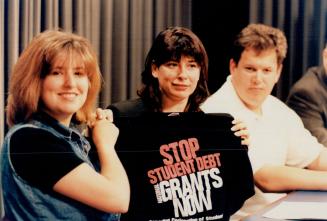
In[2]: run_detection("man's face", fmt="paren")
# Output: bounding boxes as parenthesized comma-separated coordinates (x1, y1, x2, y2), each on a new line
(230, 48, 282, 114)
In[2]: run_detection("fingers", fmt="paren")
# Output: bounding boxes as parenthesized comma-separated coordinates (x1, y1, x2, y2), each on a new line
(231, 119, 251, 146)
(234, 129, 250, 145)
(88, 108, 114, 129)
(95, 108, 114, 122)
(231, 119, 247, 131)
(241, 138, 250, 146)
(234, 128, 249, 138)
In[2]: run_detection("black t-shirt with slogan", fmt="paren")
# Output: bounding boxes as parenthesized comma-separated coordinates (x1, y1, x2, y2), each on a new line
(114, 112, 254, 221)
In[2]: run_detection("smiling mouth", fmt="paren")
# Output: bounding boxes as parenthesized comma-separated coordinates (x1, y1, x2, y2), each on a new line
(174, 86, 189, 91)
(173, 84, 189, 89)
(58, 93, 78, 99)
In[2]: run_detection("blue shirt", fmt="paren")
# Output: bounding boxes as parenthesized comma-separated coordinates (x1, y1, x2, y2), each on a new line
(1, 112, 120, 221)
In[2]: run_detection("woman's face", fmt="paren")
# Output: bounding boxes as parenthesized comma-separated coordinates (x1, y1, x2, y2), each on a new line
(41, 51, 89, 125)
(152, 55, 200, 110)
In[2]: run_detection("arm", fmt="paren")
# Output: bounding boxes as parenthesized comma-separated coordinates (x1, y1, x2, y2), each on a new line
(307, 148, 327, 170)
(54, 111, 130, 213)
(254, 164, 327, 192)
(255, 142, 327, 193)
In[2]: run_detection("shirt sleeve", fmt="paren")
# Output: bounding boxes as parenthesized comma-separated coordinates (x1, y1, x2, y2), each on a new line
(286, 109, 324, 168)
(10, 127, 85, 190)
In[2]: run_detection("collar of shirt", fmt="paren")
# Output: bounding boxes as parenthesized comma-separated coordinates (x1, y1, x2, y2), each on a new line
(31, 111, 83, 142)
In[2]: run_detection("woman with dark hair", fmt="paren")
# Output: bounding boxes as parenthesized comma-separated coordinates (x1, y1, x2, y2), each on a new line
(110, 27, 209, 114)
(109, 26, 248, 142)
(138, 26, 209, 112)
(108, 27, 251, 221)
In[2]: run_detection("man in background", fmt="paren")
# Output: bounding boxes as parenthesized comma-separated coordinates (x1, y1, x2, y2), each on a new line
(201, 23, 327, 220)
(287, 44, 327, 146)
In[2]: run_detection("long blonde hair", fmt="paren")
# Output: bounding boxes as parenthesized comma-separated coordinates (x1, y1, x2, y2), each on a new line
(6, 30, 102, 126)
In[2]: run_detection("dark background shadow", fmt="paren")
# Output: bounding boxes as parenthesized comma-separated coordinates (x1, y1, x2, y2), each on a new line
(192, 0, 250, 94)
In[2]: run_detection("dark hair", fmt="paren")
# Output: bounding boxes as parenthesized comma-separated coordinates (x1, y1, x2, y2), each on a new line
(231, 23, 287, 66)
(137, 26, 209, 112)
